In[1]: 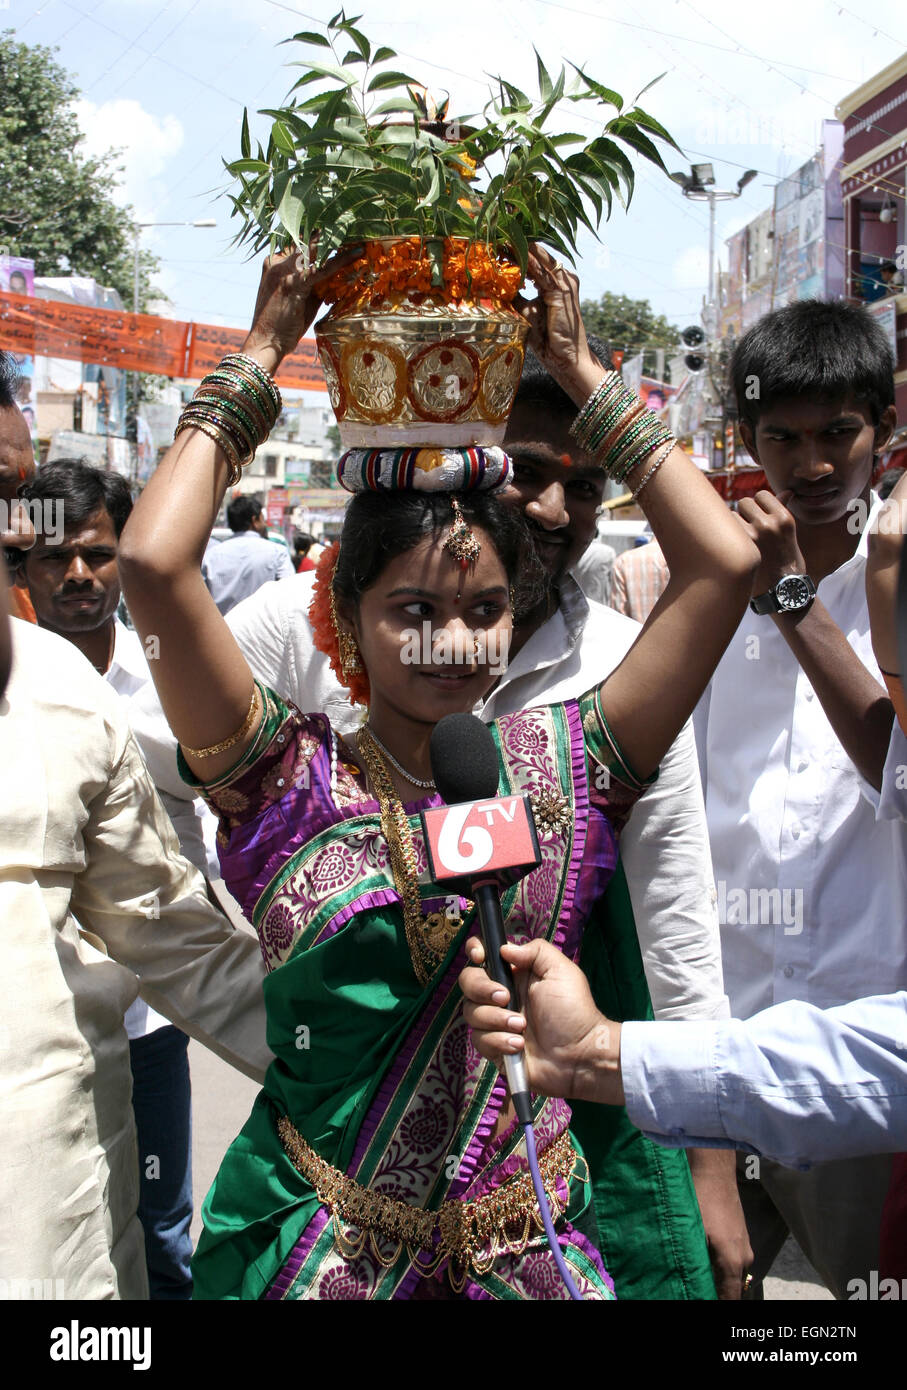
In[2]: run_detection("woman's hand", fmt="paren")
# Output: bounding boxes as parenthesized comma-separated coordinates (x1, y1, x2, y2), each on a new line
(241, 243, 362, 376)
(513, 245, 604, 407)
(459, 936, 624, 1104)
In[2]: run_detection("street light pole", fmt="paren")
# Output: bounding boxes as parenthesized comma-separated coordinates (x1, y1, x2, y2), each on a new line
(129, 218, 216, 479)
(669, 165, 757, 470)
(670, 164, 758, 315)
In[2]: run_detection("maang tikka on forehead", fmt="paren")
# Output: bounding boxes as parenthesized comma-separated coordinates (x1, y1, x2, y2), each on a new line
(443, 497, 482, 603)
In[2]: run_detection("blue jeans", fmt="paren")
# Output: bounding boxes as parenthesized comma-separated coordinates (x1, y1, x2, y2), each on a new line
(129, 1026, 193, 1300)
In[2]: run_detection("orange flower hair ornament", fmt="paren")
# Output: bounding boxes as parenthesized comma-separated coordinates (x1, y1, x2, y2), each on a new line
(309, 542, 371, 708)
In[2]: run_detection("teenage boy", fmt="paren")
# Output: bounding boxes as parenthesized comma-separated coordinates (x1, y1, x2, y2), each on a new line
(694, 299, 904, 1300)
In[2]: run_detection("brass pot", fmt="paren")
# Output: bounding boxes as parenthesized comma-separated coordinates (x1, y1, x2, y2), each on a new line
(315, 241, 527, 449)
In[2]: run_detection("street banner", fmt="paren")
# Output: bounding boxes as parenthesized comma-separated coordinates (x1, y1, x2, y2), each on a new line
(0, 289, 329, 391)
(186, 323, 326, 390)
(0, 289, 189, 374)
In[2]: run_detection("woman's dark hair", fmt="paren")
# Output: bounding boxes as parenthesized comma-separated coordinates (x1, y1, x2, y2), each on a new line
(731, 300, 895, 433)
(333, 489, 545, 620)
(22, 458, 134, 537)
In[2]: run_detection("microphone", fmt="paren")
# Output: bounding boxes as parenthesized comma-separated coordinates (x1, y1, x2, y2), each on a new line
(424, 713, 541, 1126)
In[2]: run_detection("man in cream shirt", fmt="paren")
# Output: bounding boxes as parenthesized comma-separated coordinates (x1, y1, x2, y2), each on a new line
(0, 385, 271, 1299)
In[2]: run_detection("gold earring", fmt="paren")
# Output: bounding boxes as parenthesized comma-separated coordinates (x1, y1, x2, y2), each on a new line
(331, 584, 362, 680)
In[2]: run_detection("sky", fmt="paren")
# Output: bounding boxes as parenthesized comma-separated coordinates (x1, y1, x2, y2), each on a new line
(8, 0, 907, 371)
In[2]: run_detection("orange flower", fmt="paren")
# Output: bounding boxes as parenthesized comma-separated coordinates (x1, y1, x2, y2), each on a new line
(321, 237, 523, 315)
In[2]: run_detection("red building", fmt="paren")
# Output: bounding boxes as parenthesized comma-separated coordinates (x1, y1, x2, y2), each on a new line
(837, 53, 907, 421)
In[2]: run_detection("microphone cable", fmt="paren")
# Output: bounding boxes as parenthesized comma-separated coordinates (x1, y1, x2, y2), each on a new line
(521, 1119, 584, 1301)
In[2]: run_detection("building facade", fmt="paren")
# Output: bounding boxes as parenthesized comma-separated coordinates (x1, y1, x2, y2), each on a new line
(836, 53, 907, 420)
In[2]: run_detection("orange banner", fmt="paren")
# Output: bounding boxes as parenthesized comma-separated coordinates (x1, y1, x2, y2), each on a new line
(186, 323, 326, 391)
(0, 290, 189, 375)
(0, 290, 328, 392)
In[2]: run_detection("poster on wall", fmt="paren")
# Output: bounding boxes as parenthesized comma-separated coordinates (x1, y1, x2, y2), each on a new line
(0, 255, 37, 437)
(867, 300, 898, 359)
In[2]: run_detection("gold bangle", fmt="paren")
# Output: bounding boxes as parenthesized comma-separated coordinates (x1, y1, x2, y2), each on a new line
(181, 687, 259, 759)
(174, 414, 244, 485)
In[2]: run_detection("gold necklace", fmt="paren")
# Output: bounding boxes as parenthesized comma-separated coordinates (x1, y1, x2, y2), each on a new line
(356, 726, 460, 986)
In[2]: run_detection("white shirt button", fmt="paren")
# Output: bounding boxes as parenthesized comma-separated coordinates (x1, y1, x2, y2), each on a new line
(798, 759, 809, 773)
(805, 689, 815, 701)
(783, 965, 794, 979)
(791, 825, 801, 839)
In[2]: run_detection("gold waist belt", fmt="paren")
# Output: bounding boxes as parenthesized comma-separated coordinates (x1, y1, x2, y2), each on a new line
(277, 1115, 581, 1284)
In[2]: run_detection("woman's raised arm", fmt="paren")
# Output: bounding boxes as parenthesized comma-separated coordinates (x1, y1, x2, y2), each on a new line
(522, 247, 758, 780)
(118, 251, 350, 782)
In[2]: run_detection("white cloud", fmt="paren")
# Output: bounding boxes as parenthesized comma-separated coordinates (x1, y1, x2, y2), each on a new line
(74, 99, 184, 220)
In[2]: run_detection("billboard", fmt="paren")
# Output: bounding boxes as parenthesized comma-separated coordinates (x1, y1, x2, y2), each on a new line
(0, 256, 37, 436)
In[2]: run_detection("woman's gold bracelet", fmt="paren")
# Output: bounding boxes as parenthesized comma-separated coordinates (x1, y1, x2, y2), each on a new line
(182, 687, 259, 759)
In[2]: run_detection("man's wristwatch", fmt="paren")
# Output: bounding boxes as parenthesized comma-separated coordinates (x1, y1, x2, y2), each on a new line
(749, 574, 817, 615)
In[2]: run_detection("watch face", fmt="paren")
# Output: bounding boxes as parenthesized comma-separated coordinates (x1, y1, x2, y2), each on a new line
(776, 575, 813, 611)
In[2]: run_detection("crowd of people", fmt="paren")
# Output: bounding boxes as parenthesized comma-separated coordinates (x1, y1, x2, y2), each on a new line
(1, 243, 905, 1302)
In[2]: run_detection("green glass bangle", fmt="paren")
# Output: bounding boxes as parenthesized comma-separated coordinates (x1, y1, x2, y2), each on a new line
(596, 401, 649, 452)
(605, 417, 658, 467)
(575, 384, 639, 453)
(182, 404, 253, 467)
(212, 360, 279, 430)
(612, 426, 676, 483)
(195, 390, 264, 450)
(570, 375, 623, 438)
(222, 353, 282, 417)
(587, 398, 633, 446)
(203, 369, 277, 430)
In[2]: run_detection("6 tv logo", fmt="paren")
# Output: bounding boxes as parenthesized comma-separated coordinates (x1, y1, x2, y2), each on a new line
(421, 794, 541, 884)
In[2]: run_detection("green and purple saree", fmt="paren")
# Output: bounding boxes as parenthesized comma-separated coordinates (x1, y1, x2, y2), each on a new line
(183, 683, 715, 1300)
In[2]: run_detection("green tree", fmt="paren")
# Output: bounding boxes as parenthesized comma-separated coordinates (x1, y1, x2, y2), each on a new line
(0, 31, 159, 308)
(580, 291, 679, 378)
(325, 423, 341, 458)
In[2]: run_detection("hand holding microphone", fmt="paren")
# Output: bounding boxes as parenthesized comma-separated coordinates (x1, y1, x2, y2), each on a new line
(459, 936, 625, 1107)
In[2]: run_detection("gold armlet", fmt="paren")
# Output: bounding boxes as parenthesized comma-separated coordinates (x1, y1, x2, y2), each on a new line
(182, 687, 259, 759)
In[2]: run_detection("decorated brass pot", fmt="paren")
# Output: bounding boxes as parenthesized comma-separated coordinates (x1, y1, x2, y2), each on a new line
(315, 239, 528, 448)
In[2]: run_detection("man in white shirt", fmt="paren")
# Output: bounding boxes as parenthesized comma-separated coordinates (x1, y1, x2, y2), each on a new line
(129, 344, 750, 1297)
(202, 491, 295, 614)
(694, 299, 903, 1299)
(14, 457, 215, 1299)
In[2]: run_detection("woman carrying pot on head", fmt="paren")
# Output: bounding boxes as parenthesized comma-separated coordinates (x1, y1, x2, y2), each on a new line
(118, 248, 757, 1301)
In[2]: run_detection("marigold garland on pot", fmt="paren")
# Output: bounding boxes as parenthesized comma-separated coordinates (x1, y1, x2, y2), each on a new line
(321, 238, 523, 317)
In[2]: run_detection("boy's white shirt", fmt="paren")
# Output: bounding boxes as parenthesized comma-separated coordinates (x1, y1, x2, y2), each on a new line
(694, 494, 907, 1017)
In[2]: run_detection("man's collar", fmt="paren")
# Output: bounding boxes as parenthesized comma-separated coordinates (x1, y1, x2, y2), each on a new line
(109, 617, 147, 679)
